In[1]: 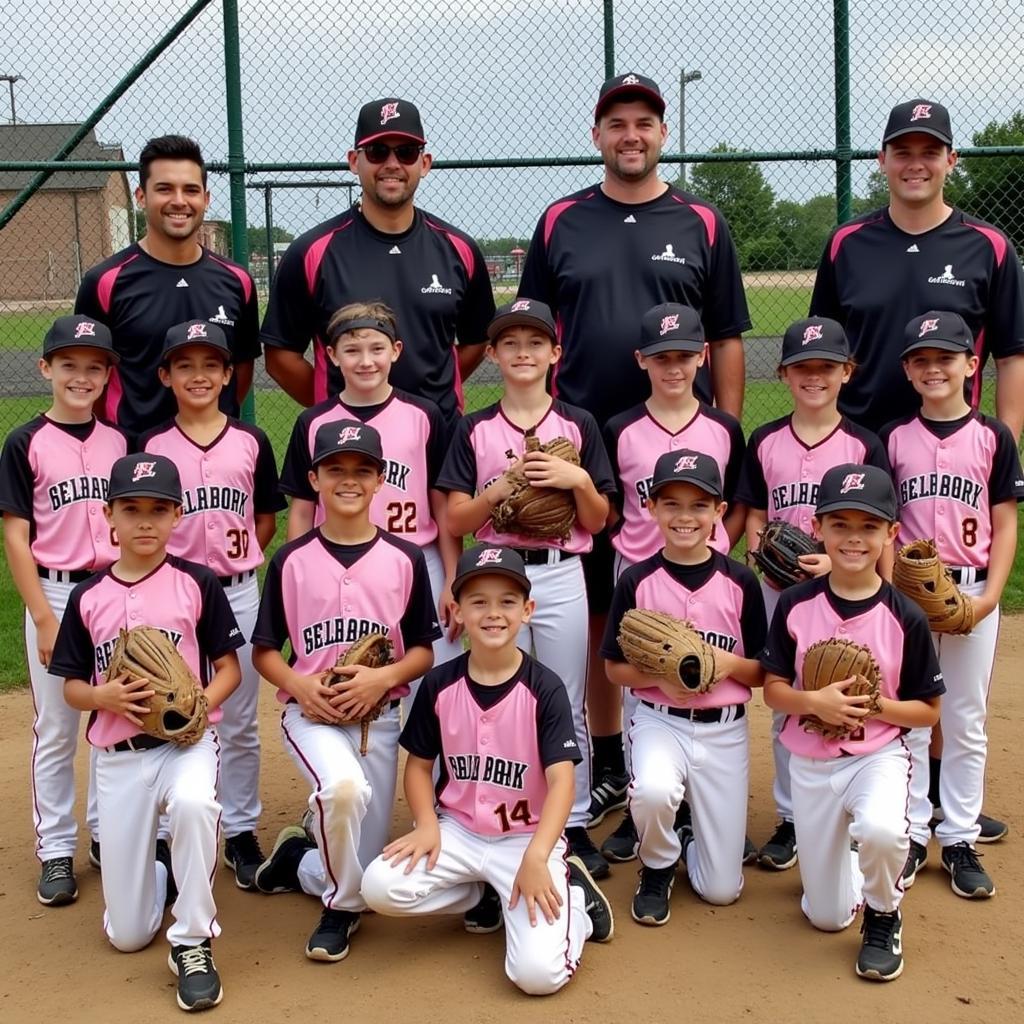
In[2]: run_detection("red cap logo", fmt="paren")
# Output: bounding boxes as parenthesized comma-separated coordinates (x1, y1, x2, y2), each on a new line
(839, 473, 865, 493)
(802, 324, 824, 345)
(186, 323, 208, 340)
(338, 426, 362, 445)
(510, 299, 531, 312)
(918, 318, 939, 337)
(380, 102, 400, 125)
(476, 548, 503, 566)
(910, 104, 932, 121)
(132, 461, 157, 482)
(74, 321, 97, 339)
(674, 455, 699, 472)
(660, 314, 680, 336)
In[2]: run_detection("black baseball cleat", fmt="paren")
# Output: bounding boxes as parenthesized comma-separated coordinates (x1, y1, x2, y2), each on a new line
(901, 840, 928, 889)
(88, 839, 101, 870)
(254, 826, 312, 894)
(223, 830, 265, 890)
(565, 826, 610, 880)
(567, 854, 614, 942)
(976, 813, 1009, 844)
(168, 940, 223, 1011)
(305, 908, 361, 962)
(941, 842, 995, 898)
(463, 882, 504, 934)
(856, 906, 904, 982)
(758, 820, 798, 870)
(37, 857, 78, 906)
(631, 864, 675, 926)
(588, 771, 630, 828)
(600, 810, 639, 863)
(155, 838, 178, 909)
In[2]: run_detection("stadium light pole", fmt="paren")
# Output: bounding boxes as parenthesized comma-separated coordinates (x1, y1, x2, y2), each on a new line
(1, 74, 23, 124)
(679, 68, 702, 189)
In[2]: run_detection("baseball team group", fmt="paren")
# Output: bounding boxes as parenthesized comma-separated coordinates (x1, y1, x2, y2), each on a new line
(3, 72, 1023, 1013)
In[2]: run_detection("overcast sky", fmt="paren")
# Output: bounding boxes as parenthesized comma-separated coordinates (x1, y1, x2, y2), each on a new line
(3, 0, 1021, 240)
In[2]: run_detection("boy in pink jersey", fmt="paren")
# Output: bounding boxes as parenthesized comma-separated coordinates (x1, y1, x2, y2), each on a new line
(602, 451, 766, 926)
(881, 312, 1023, 898)
(439, 298, 616, 883)
(762, 463, 944, 983)
(361, 545, 613, 994)
(280, 300, 463, 676)
(251, 420, 440, 962)
(50, 453, 243, 1011)
(736, 317, 889, 871)
(595, 304, 746, 862)
(140, 319, 286, 889)
(0, 315, 126, 905)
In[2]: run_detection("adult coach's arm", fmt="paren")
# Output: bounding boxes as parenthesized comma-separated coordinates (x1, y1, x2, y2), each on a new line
(989, 239, 1024, 442)
(231, 268, 261, 404)
(455, 236, 496, 382)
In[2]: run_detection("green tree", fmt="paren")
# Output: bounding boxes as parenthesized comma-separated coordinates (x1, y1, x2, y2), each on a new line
(477, 236, 531, 258)
(248, 225, 295, 257)
(956, 112, 1024, 251)
(775, 195, 836, 269)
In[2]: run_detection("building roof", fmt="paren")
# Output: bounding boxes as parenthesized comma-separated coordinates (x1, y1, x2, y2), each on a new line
(0, 123, 126, 191)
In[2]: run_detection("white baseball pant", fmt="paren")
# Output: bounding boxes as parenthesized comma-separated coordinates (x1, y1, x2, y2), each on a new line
(760, 580, 793, 822)
(362, 818, 589, 995)
(611, 551, 640, 775)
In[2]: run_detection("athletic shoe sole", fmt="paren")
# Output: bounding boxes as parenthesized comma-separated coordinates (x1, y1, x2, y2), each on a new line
(305, 917, 361, 962)
(856, 959, 904, 982)
(588, 799, 628, 829)
(36, 886, 78, 906)
(567, 854, 614, 943)
(167, 952, 224, 1011)
(944, 866, 995, 899)
(254, 826, 309, 894)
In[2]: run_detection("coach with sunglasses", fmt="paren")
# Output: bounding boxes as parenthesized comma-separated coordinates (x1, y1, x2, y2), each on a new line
(262, 98, 495, 428)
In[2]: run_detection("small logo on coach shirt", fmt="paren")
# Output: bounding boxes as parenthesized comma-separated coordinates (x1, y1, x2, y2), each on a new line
(624, 214, 637, 223)
(906, 244, 920, 253)
(477, 548, 503, 566)
(802, 324, 823, 344)
(380, 101, 400, 125)
(210, 305, 235, 326)
(74, 321, 97, 338)
(839, 473, 865, 493)
(659, 314, 679, 335)
(132, 461, 157, 482)
(651, 243, 686, 265)
(388, 245, 401, 254)
(910, 104, 932, 121)
(918, 318, 940, 337)
(187, 323, 209, 340)
(927, 264, 965, 287)
(421, 273, 453, 295)
(176, 278, 189, 288)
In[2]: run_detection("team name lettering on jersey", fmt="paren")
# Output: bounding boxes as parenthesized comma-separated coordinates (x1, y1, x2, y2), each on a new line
(382, 458, 411, 492)
(94, 627, 184, 674)
(770, 481, 820, 512)
(698, 629, 738, 653)
(446, 752, 529, 790)
(180, 485, 249, 518)
(302, 617, 390, 657)
(899, 473, 984, 510)
(48, 474, 109, 511)
(636, 475, 654, 503)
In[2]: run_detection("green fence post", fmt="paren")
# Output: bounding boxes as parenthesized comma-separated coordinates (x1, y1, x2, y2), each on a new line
(833, 0, 852, 224)
(603, 0, 615, 78)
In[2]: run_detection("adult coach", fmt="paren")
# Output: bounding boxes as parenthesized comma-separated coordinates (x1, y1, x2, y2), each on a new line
(76, 135, 259, 440)
(261, 98, 495, 429)
(810, 98, 1024, 438)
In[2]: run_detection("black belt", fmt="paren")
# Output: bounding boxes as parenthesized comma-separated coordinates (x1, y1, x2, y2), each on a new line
(641, 700, 746, 724)
(950, 567, 987, 584)
(218, 569, 256, 587)
(511, 547, 576, 566)
(37, 566, 91, 583)
(108, 734, 169, 753)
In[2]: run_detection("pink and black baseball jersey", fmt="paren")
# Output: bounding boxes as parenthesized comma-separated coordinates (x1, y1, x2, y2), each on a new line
(139, 418, 286, 576)
(437, 399, 616, 552)
(605, 401, 744, 559)
(49, 554, 243, 747)
(602, 550, 766, 710)
(736, 414, 890, 535)
(760, 577, 945, 758)
(0, 415, 127, 570)
(881, 410, 1024, 567)
(252, 528, 440, 702)
(400, 651, 580, 837)
(280, 389, 448, 545)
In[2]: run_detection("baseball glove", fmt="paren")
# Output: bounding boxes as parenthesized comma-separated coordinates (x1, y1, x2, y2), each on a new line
(490, 430, 580, 542)
(800, 638, 882, 740)
(892, 538, 974, 635)
(322, 632, 394, 755)
(748, 520, 823, 589)
(618, 608, 717, 694)
(106, 626, 208, 745)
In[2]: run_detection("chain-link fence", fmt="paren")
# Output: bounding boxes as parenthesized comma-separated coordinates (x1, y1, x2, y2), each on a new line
(2, 0, 1022, 459)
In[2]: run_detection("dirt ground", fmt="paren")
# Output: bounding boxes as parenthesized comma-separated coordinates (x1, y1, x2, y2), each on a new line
(2, 621, 1022, 1024)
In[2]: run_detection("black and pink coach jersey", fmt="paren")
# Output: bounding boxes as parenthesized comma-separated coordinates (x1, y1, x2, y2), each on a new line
(252, 528, 440, 703)
(0, 415, 127, 570)
(437, 399, 616, 553)
(75, 244, 260, 438)
(518, 185, 750, 427)
(602, 551, 766, 710)
(50, 555, 243, 747)
(139, 418, 286, 576)
(736, 414, 889, 534)
(760, 577, 944, 759)
(259, 207, 495, 427)
(400, 651, 580, 837)
(810, 208, 1024, 431)
(279, 389, 447, 545)
(881, 410, 1024, 569)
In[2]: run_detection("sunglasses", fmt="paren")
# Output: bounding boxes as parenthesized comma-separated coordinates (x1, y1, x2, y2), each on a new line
(358, 142, 424, 165)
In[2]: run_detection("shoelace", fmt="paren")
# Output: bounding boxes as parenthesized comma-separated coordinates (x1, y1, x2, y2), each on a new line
(229, 832, 264, 863)
(178, 946, 213, 977)
(42, 859, 74, 882)
(639, 868, 673, 899)
(861, 910, 898, 948)
(948, 843, 984, 873)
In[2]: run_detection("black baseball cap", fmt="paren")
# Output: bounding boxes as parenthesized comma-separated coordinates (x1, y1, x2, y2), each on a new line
(108, 453, 182, 504)
(451, 544, 531, 599)
(161, 320, 231, 361)
(42, 315, 119, 364)
(882, 99, 953, 147)
(639, 303, 704, 354)
(780, 317, 850, 366)
(815, 463, 897, 521)
(486, 298, 557, 343)
(650, 449, 723, 499)
(901, 311, 974, 356)
(354, 98, 426, 147)
(595, 72, 666, 121)
(311, 419, 385, 470)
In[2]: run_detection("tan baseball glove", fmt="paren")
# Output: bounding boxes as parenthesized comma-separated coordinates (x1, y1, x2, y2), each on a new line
(617, 608, 717, 694)
(490, 431, 580, 542)
(800, 638, 882, 740)
(322, 632, 394, 755)
(892, 538, 974, 635)
(106, 626, 208, 745)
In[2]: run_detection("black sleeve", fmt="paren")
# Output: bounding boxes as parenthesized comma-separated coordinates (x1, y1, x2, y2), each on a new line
(859, 428, 892, 476)
(435, 416, 479, 494)
(896, 605, 945, 701)
(602, 419, 625, 515)
(738, 570, 768, 656)
(734, 432, 768, 510)
(722, 416, 746, 504)
(577, 409, 616, 496)
(259, 241, 316, 352)
(251, 551, 290, 650)
(517, 214, 557, 308)
(398, 675, 443, 761)
(399, 548, 443, 650)
(251, 427, 287, 514)
(535, 673, 582, 767)
(599, 571, 640, 661)
(231, 272, 262, 362)
(985, 237, 1024, 358)
(988, 420, 1024, 504)
(454, 239, 496, 348)
(195, 569, 245, 660)
(425, 402, 450, 488)
(808, 236, 841, 319)
(49, 588, 96, 681)
(279, 414, 317, 500)
(703, 212, 752, 340)
(0, 425, 35, 519)
(73, 269, 106, 322)
(759, 591, 799, 679)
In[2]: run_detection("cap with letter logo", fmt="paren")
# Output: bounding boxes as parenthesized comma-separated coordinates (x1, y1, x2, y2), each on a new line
(780, 316, 850, 366)
(107, 452, 182, 504)
(595, 72, 666, 121)
(451, 544, 531, 599)
(650, 448, 723, 499)
(161, 319, 231, 361)
(354, 97, 426, 147)
(486, 298, 557, 343)
(639, 302, 704, 354)
(815, 463, 896, 520)
(311, 418, 385, 470)
(42, 314, 119, 364)
(900, 310, 974, 357)
(882, 98, 953, 146)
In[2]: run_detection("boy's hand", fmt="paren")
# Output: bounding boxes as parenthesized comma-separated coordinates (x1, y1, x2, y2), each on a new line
(382, 819, 442, 873)
(95, 672, 156, 727)
(807, 676, 873, 731)
(34, 612, 60, 668)
(797, 552, 831, 577)
(510, 847, 563, 926)
(486, 457, 525, 505)
(292, 672, 345, 724)
(522, 450, 586, 491)
(712, 647, 737, 683)
(327, 664, 393, 719)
